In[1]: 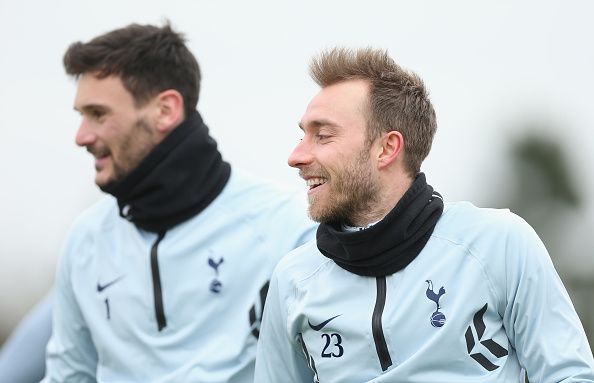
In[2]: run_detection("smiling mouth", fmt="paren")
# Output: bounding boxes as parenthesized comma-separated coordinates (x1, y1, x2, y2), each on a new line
(306, 177, 327, 190)
(93, 153, 111, 171)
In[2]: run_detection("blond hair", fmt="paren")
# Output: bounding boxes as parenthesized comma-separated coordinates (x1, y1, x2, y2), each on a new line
(310, 47, 437, 176)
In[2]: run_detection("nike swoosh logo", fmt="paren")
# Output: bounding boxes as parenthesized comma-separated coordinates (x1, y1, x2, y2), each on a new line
(97, 275, 125, 293)
(308, 314, 341, 331)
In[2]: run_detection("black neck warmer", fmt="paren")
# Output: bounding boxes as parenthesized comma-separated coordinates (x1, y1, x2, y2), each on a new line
(103, 111, 231, 233)
(316, 173, 443, 277)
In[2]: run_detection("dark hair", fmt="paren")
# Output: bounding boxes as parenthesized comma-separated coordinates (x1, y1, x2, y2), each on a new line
(310, 47, 437, 176)
(63, 22, 200, 117)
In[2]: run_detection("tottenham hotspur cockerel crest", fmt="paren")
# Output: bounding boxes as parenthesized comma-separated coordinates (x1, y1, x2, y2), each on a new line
(425, 280, 446, 327)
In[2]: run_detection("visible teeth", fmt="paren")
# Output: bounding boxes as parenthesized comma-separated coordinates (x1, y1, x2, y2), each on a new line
(306, 178, 326, 187)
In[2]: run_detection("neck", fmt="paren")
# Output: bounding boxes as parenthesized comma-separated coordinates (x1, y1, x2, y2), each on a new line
(105, 111, 231, 233)
(316, 172, 444, 277)
(349, 174, 413, 227)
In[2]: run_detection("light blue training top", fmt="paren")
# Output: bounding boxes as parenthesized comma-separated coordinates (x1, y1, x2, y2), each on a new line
(255, 202, 594, 382)
(44, 169, 317, 383)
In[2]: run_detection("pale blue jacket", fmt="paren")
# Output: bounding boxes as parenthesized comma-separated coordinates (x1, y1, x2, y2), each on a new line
(255, 202, 594, 382)
(44, 170, 316, 383)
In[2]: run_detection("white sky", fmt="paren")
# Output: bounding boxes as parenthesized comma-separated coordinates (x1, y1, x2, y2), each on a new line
(1, 0, 593, 332)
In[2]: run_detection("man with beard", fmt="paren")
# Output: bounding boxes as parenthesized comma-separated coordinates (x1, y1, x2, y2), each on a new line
(42, 23, 316, 382)
(254, 48, 594, 382)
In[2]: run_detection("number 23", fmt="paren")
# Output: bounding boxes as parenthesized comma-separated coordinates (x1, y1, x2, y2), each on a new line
(321, 333, 343, 358)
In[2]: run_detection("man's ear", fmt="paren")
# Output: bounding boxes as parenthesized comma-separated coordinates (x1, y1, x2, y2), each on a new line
(154, 89, 184, 134)
(376, 130, 404, 169)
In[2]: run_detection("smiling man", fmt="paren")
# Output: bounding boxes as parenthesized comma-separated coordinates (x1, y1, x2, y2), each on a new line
(296, 78, 383, 226)
(254, 48, 594, 382)
(74, 74, 162, 189)
(42, 23, 316, 383)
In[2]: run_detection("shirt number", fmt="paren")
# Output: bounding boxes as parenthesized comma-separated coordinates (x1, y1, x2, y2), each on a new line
(321, 333, 344, 358)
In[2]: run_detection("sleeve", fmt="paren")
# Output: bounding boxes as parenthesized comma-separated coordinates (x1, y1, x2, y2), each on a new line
(42, 236, 98, 383)
(254, 265, 315, 383)
(501, 217, 594, 382)
(0, 291, 52, 383)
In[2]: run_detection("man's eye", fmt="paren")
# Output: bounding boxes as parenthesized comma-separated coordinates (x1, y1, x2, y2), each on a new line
(88, 109, 106, 120)
(92, 110, 104, 118)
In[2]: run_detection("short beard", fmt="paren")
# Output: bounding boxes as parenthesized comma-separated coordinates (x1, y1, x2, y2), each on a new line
(100, 118, 155, 191)
(309, 147, 380, 225)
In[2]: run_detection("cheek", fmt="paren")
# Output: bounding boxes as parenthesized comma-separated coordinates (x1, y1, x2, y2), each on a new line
(96, 123, 119, 147)
(320, 153, 348, 174)
(105, 123, 133, 154)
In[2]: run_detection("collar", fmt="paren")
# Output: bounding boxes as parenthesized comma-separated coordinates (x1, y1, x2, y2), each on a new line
(341, 221, 379, 232)
(316, 173, 443, 277)
(103, 111, 231, 233)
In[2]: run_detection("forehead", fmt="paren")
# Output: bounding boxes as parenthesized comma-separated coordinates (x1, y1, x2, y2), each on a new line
(300, 79, 370, 131)
(74, 73, 135, 111)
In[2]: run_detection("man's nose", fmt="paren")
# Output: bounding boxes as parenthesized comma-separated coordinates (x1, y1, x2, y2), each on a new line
(288, 138, 314, 169)
(75, 118, 96, 147)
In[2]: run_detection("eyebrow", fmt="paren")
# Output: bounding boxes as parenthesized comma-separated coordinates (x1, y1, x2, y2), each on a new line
(74, 104, 110, 114)
(298, 119, 339, 131)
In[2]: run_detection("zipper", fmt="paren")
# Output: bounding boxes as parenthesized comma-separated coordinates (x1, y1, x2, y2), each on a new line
(372, 276, 392, 371)
(151, 231, 167, 331)
(297, 333, 320, 383)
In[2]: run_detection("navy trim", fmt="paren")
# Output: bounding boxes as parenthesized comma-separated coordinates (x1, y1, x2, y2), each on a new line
(151, 232, 167, 331)
(372, 277, 392, 371)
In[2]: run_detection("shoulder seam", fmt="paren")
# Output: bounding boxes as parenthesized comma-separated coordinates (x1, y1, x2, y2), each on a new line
(430, 233, 501, 306)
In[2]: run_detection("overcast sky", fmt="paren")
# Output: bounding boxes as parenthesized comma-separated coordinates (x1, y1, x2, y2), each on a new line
(1, 0, 593, 333)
